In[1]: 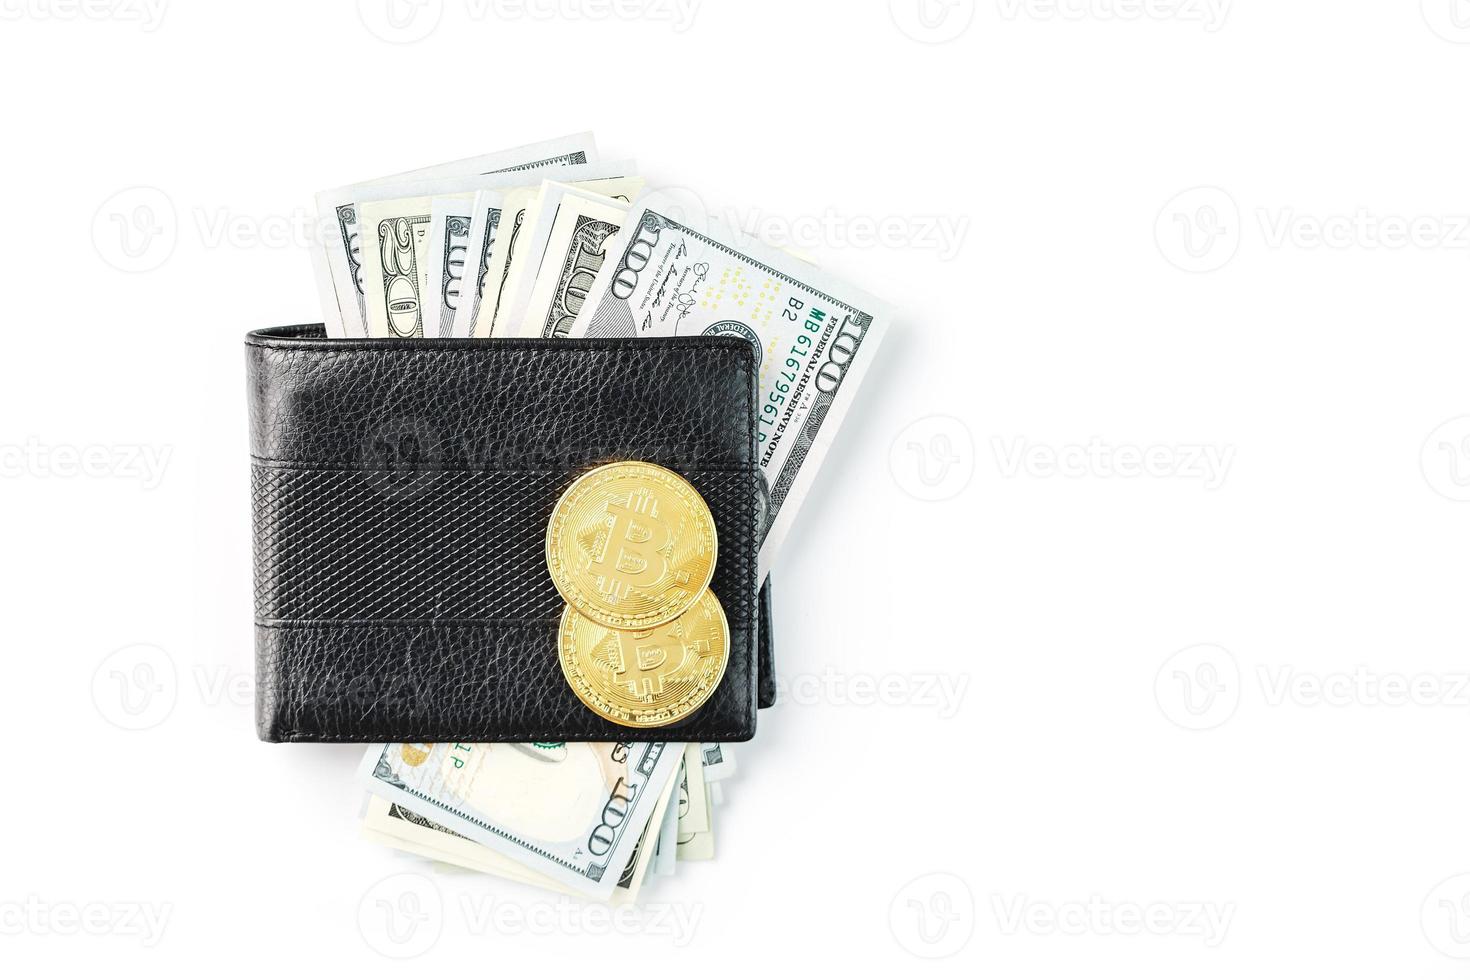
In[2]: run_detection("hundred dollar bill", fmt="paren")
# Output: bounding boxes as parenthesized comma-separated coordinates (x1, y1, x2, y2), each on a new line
(678, 743, 710, 836)
(677, 784, 715, 861)
(308, 231, 345, 338)
(655, 766, 681, 876)
(359, 740, 680, 900)
(569, 205, 892, 576)
(502, 182, 635, 337)
(357, 195, 438, 338)
(514, 184, 636, 338)
(356, 164, 638, 339)
(447, 190, 504, 338)
(362, 795, 559, 891)
(472, 183, 542, 336)
(700, 742, 737, 782)
(362, 782, 673, 904)
(473, 175, 644, 337)
(422, 198, 472, 339)
(314, 132, 597, 337)
(462, 779, 672, 903)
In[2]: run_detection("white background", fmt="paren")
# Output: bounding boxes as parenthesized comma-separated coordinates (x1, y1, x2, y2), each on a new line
(2, 0, 1468, 975)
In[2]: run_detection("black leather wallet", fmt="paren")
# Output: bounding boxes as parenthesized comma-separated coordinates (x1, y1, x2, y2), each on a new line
(247, 324, 774, 743)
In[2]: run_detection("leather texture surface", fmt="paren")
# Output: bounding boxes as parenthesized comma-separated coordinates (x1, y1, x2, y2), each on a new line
(248, 323, 771, 742)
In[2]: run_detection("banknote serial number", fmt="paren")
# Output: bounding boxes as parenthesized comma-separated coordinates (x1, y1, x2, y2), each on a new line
(758, 299, 859, 451)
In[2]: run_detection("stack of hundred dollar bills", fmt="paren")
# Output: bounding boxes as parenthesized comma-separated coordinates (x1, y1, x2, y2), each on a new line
(359, 741, 731, 902)
(316, 132, 890, 901)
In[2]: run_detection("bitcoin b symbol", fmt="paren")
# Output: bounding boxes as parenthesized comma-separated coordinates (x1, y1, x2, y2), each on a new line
(586, 492, 672, 601)
(611, 623, 710, 698)
(613, 626, 678, 697)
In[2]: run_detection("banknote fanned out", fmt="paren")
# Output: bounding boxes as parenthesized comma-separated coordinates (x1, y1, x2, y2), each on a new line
(423, 199, 472, 339)
(314, 132, 598, 338)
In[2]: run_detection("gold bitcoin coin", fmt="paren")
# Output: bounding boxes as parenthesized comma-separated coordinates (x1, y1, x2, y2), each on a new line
(558, 589, 730, 728)
(546, 461, 717, 630)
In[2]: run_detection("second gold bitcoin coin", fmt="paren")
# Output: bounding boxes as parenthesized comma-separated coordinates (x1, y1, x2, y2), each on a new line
(558, 589, 730, 728)
(546, 461, 717, 630)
